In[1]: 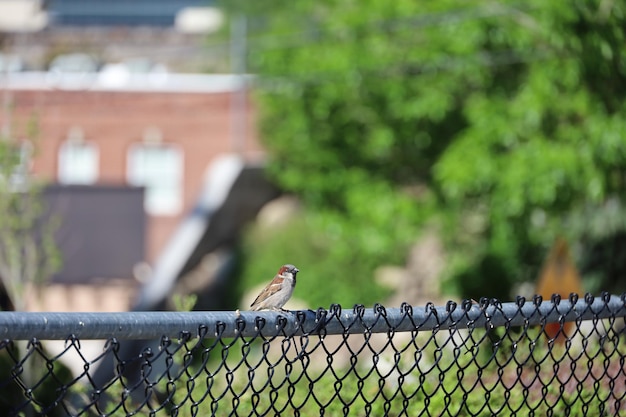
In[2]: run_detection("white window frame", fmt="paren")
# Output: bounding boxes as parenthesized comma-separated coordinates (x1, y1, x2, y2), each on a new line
(57, 127, 99, 185)
(126, 138, 183, 216)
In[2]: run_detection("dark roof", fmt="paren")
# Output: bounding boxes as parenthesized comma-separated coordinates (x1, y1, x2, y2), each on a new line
(43, 185, 146, 284)
(47, 0, 214, 27)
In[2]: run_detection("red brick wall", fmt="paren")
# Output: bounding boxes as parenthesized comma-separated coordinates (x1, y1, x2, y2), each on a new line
(3, 88, 264, 261)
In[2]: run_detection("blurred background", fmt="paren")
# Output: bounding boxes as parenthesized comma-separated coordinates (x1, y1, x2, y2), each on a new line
(0, 0, 625, 314)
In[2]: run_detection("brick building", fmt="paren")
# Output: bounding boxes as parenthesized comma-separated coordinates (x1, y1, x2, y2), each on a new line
(2, 72, 263, 311)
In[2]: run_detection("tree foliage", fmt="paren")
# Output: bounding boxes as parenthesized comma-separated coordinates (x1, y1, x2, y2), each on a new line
(0, 121, 60, 311)
(225, 0, 626, 303)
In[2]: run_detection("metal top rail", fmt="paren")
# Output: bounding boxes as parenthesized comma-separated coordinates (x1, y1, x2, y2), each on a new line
(0, 293, 624, 340)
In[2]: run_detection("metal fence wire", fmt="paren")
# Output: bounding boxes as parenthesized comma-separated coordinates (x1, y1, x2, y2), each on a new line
(0, 292, 625, 416)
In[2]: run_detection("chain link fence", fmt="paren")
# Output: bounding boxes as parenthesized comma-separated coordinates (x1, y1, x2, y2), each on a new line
(0, 292, 625, 416)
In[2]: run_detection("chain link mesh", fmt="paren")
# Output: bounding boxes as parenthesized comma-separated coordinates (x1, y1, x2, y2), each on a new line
(1, 293, 625, 416)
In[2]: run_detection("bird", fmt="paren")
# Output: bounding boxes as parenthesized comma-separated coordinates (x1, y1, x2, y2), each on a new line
(250, 264, 299, 311)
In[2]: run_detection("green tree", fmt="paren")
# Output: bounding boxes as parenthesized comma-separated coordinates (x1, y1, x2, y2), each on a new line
(0, 121, 60, 311)
(225, 0, 626, 303)
(0, 121, 63, 417)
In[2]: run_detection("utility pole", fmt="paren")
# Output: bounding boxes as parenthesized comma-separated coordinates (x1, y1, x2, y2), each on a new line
(230, 15, 247, 155)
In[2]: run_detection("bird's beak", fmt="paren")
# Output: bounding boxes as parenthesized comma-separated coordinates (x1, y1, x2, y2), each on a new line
(294, 268, 300, 273)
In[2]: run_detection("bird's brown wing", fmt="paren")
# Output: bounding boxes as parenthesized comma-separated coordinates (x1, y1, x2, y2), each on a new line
(250, 276, 285, 307)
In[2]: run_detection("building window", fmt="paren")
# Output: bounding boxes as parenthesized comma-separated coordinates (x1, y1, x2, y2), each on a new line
(127, 128, 183, 216)
(58, 127, 99, 184)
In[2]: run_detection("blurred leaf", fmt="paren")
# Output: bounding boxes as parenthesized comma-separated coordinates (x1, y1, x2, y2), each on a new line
(225, 0, 626, 301)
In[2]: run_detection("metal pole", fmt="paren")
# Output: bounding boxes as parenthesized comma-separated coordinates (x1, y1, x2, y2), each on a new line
(230, 14, 247, 155)
(0, 296, 623, 340)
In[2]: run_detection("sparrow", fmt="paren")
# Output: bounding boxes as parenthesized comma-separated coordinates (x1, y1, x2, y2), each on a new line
(250, 264, 299, 311)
